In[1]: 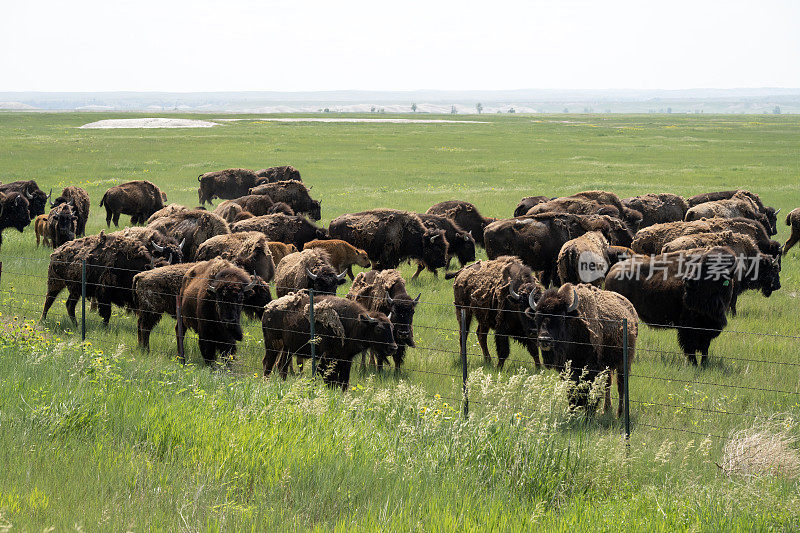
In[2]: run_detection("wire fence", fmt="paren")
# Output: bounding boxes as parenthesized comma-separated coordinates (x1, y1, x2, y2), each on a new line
(1, 253, 799, 444)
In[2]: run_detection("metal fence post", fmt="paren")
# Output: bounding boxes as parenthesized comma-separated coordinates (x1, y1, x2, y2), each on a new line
(175, 293, 185, 364)
(309, 289, 316, 377)
(81, 259, 86, 344)
(460, 308, 469, 419)
(623, 317, 630, 441)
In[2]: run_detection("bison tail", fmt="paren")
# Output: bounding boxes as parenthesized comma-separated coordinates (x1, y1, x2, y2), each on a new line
(444, 268, 464, 280)
(99, 192, 107, 207)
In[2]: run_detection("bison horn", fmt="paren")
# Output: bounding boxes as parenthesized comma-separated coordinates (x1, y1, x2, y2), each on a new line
(207, 284, 217, 294)
(337, 270, 348, 281)
(385, 295, 394, 306)
(387, 312, 392, 321)
(528, 290, 537, 311)
(24, 188, 33, 200)
(48, 189, 54, 207)
(168, 253, 173, 264)
(178, 238, 186, 250)
(775, 208, 781, 215)
(508, 283, 520, 301)
(361, 314, 378, 324)
(566, 288, 579, 313)
(243, 277, 258, 292)
(151, 240, 165, 252)
(772, 255, 780, 266)
(305, 268, 318, 281)
(413, 293, 421, 304)
(430, 234, 439, 243)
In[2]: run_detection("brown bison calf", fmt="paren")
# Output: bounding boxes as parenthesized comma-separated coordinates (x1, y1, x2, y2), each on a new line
(267, 241, 298, 266)
(303, 239, 371, 280)
(178, 258, 258, 365)
(784, 208, 800, 255)
(533, 283, 638, 417)
(195, 231, 276, 282)
(34, 214, 50, 247)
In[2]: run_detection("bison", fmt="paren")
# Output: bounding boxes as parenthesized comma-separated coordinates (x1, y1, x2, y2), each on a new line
(631, 218, 781, 257)
(605, 246, 738, 366)
(0, 180, 49, 219)
(248, 180, 321, 220)
(267, 241, 298, 266)
(147, 209, 230, 261)
(197, 168, 258, 205)
(262, 292, 395, 391)
(449, 256, 544, 368)
(414, 212, 476, 278)
(347, 269, 420, 370)
(0, 192, 32, 250)
(177, 258, 259, 364)
(230, 194, 275, 216)
(622, 193, 688, 229)
(267, 202, 295, 216)
(513, 196, 550, 218)
(34, 214, 50, 247)
(46, 202, 78, 248)
(213, 201, 250, 223)
(556, 231, 613, 286)
(426, 200, 497, 248)
(133, 262, 197, 350)
(254, 165, 302, 183)
(42, 231, 168, 325)
(303, 239, 371, 280)
(532, 283, 638, 416)
(100, 180, 166, 226)
(231, 214, 327, 250)
(784, 208, 800, 255)
(195, 231, 276, 282)
(328, 209, 448, 271)
(687, 189, 778, 235)
(274, 249, 347, 297)
(113, 226, 185, 265)
(51, 186, 90, 236)
(685, 193, 775, 235)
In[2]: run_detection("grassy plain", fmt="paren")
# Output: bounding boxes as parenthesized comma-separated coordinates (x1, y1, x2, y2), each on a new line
(0, 112, 799, 530)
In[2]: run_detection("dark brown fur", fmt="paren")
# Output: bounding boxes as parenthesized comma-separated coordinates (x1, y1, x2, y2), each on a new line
(426, 200, 497, 247)
(100, 180, 166, 226)
(197, 168, 258, 205)
(623, 193, 688, 229)
(231, 214, 327, 250)
(248, 180, 320, 220)
(195, 231, 276, 282)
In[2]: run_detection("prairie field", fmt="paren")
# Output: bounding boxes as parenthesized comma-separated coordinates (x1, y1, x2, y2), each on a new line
(0, 111, 799, 530)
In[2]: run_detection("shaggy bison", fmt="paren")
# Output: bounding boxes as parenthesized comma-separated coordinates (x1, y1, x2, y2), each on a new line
(254, 165, 302, 183)
(449, 256, 544, 368)
(133, 262, 196, 350)
(231, 214, 327, 250)
(248, 180, 321, 220)
(230, 194, 275, 216)
(147, 209, 230, 261)
(347, 269, 420, 370)
(329, 209, 448, 271)
(0, 180, 48, 219)
(414, 212, 476, 277)
(631, 218, 781, 257)
(46, 202, 78, 248)
(0, 192, 32, 250)
(556, 231, 613, 286)
(513, 196, 550, 218)
(784, 208, 800, 255)
(113, 226, 185, 265)
(426, 200, 496, 248)
(51, 186, 90, 236)
(177, 258, 259, 364)
(195, 231, 276, 282)
(605, 246, 738, 366)
(685, 193, 775, 235)
(42, 231, 167, 325)
(623, 193, 688, 229)
(533, 283, 638, 416)
(101, 180, 166, 226)
(303, 239, 371, 280)
(687, 189, 778, 235)
(274, 249, 347, 297)
(197, 168, 258, 205)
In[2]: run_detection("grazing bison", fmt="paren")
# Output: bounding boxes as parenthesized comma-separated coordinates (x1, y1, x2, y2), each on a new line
(631, 218, 781, 257)
(685, 193, 775, 235)
(623, 193, 688, 229)
(248, 180, 321, 220)
(414, 212, 476, 278)
(113, 226, 185, 265)
(178, 258, 259, 364)
(303, 239, 371, 280)
(231, 214, 327, 250)
(426, 200, 496, 248)
(100, 180, 166, 226)
(195, 231, 276, 282)
(133, 262, 196, 350)
(570, 190, 643, 230)
(34, 214, 50, 247)
(329, 209, 448, 271)
(146, 203, 189, 224)
(532, 283, 638, 416)
(267, 202, 295, 216)
(147, 209, 230, 261)
(0, 192, 32, 249)
(605, 246, 738, 366)
(687, 189, 778, 235)
(662, 231, 781, 315)
(449, 256, 544, 368)
(0, 180, 49, 219)
(230, 194, 275, 216)
(255, 165, 302, 183)
(784, 208, 800, 255)
(267, 241, 298, 266)
(347, 269, 420, 370)
(262, 292, 396, 391)
(46, 202, 78, 248)
(213, 201, 249, 223)
(274, 249, 347, 297)
(42, 231, 167, 325)
(197, 168, 258, 205)
(484, 213, 632, 287)
(556, 231, 613, 286)
(513, 196, 550, 218)
(51, 186, 90, 236)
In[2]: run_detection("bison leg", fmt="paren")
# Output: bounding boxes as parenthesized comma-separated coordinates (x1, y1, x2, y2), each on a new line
(700, 348, 709, 368)
(494, 331, 510, 369)
(262, 345, 281, 377)
(476, 323, 492, 364)
(729, 291, 738, 317)
(392, 345, 406, 372)
(411, 263, 425, 280)
(783, 230, 800, 255)
(41, 283, 65, 321)
(337, 358, 354, 392)
(346, 265, 355, 281)
(105, 206, 113, 227)
(198, 338, 217, 365)
(137, 311, 161, 351)
(112, 212, 120, 227)
(64, 290, 80, 326)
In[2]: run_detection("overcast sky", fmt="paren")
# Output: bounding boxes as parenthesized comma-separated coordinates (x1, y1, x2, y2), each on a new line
(2, 0, 798, 92)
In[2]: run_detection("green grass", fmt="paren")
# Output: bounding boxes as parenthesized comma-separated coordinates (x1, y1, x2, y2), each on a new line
(1, 112, 799, 530)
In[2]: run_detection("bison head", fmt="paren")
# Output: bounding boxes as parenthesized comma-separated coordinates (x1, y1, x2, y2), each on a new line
(309, 200, 322, 221)
(756, 254, 781, 297)
(243, 275, 272, 320)
(354, 247, 371, 268)
(150, 238, 184, 265)
(359, 311, 397, 359)
(451, 230, 476, 266)
(2, 193, 32, 232)
(682, 247, 737, 318)
(52, 203, 78, 244)
(531, 285, 585, 366)
(765, 206, 779, 236)
(207, 273, 259, 339)
(422, 229, 448, 270)
(306, 266, 347, 295)
(25, 183, 47, 219)
(385, 292, 420, 347)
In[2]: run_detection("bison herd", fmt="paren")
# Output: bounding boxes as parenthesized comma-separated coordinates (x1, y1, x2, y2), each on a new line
(1, 166, 796, 412)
